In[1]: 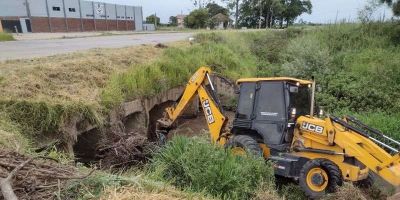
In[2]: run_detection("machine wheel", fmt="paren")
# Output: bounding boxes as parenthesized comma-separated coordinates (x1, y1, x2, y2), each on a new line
(354, 173, 373, 188)
(299, 159, 343, 199)
(225, 135, 263, 157)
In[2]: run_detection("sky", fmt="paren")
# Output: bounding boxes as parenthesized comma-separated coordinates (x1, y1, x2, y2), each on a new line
(87, 0, 394, 24)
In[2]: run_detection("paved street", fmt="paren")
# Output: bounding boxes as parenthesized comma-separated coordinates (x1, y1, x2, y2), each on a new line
(0, 32, 192, 61)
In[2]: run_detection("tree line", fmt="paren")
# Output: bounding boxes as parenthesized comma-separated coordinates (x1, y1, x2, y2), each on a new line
(188, 0, 312, 29)
(147, 0, 400, 29)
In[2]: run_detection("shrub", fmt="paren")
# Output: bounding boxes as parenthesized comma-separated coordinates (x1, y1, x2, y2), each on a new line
(149, 136, 274, 200)
(281, 34, 332, 78)
(0, 32, 14, 41)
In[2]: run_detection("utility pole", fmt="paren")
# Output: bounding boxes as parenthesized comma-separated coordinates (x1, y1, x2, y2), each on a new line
(154, 12, 157, 29)
(258, 0, 262, 29)
(235, 0, 239, 29)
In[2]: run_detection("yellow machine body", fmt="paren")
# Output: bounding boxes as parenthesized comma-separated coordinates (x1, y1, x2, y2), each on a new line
(157, 66, 400, 196)
(293, 116, 400, 186)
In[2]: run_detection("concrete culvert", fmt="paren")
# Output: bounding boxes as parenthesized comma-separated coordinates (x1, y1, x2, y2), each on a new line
(147, 100, 176, 141)
(73, 128, 102, 164)
(123, 112, 146, 135)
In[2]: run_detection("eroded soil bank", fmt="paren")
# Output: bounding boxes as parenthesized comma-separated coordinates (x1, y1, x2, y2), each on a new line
(68, 75, 237, 169)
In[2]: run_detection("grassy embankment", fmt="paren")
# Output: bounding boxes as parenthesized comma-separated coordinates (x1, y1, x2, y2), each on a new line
(0, 32, 14, 41)
(0, 44, 166, 151)
(0, 22, 399, 199)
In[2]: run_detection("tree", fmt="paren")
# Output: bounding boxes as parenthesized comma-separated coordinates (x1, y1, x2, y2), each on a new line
(281, 0, 312, 27)
(394, 1, 400, 15)
(169, 16, 178, 26)
(146, 14, 160, 25)
(224, 0, 242, 28)
(379, 0, 400, 16)
(185, 9, 209, 29)
(358, 0, 380, 23)
(238, 0, 311, 28)
(206, 3, 229, 17)
(191, 0, 213, 8)
(206, 3, 230, 28)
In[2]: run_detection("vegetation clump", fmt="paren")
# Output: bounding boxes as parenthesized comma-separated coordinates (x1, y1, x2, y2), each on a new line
(149, 136, 275, 200)
(0, 32, 14, 41)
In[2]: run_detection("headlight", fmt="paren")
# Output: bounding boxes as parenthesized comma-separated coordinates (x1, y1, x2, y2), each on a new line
(291, 108, 297, 118)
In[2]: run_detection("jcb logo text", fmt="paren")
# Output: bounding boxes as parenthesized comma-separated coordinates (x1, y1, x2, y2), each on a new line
(202, 100, 215, 124)
(301, 122, 324, 134)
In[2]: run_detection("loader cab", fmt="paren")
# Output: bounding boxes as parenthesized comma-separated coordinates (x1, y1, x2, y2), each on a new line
(232, 78, 314, 152)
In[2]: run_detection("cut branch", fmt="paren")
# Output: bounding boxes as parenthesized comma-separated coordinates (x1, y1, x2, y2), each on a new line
(0, 157, 35, 200)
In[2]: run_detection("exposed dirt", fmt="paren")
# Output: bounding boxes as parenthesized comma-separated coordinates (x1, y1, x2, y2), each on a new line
(169, 111, 235, 138)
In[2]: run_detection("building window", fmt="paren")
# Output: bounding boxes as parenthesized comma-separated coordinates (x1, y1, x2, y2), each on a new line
(69, 8, 76, 12)
(52, 6, 61, 11)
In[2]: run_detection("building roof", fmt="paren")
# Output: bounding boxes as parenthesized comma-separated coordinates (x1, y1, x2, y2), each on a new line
(236, 77, 313, 85)
(211, 13, 230, 22)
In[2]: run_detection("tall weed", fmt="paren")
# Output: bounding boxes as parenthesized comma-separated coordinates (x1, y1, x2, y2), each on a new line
(148, 136, 274, 200)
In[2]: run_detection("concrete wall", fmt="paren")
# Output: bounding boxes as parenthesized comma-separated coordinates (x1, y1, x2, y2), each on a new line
(126, 6, 134, 21)
(0, 0, 27, 17)
(93, 2, 105, 19)
(48, 0, 64, 18)
(106, 4, 116, 20)
(134, 6, 143, 31)
(29, 0, 48, 17)
(65, 0, 81, 18)
(116, 5, 125, 20)
(143, 23, 155, 31)
(0, 0, 143, 32)
(81, 1, 94, 19)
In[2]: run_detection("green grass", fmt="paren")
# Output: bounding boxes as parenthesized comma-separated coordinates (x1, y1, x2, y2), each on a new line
(0, 32, 14, 41)
(0, 100, 103, 140)
(101, 31, 265, 109)
(148, 136, 275, 200)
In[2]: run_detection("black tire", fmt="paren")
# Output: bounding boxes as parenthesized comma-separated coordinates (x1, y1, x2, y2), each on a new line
(299, 159, 343, 199)
(354, 173, 373, 188)
(225, 135, 263, 157)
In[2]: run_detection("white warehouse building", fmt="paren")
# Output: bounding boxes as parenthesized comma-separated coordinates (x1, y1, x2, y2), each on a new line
(0, 0, 143, 33)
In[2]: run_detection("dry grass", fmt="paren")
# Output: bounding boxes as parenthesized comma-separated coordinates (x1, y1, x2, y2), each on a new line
(322, 183, 367, 200)
(253, 185, 281, 200)
(0, 44, 165, 105)
(101, 186, 213, 200)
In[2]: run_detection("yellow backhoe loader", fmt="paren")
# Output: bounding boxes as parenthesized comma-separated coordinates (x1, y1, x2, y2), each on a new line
(156, 66, 400, 199)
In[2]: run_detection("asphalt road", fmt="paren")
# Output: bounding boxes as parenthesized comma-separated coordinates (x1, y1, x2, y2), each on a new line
(0, 32, 193, 61)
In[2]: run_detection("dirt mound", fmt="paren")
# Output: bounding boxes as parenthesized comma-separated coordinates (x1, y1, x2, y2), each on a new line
(0, 149, 87, 200)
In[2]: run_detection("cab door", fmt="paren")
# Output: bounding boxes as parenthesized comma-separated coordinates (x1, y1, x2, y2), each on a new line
(252, 82, 288, 149)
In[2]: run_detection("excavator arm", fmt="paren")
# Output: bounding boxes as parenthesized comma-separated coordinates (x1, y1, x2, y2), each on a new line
(329, 116, 400, 186)
(156, 66, 229, 145)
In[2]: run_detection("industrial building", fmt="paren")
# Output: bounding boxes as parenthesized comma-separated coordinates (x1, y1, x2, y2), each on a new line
(0, 0, 143, 33)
